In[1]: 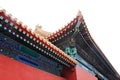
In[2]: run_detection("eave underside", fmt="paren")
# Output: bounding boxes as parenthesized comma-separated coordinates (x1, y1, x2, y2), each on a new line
(49, 21, 120, 79)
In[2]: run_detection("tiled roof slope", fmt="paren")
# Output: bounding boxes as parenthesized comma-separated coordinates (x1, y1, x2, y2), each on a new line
(0, 8, 77, 67)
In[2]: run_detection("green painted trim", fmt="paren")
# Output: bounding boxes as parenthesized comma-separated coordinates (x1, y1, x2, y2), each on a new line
(20, 46, 40, 58)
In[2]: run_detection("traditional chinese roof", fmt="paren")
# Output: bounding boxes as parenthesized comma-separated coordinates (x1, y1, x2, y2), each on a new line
(0, 8, 77, 67)
(47, 11, 120, 80)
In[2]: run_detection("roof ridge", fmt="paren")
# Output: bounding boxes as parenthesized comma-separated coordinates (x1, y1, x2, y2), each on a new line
(47, 11, 82, 40)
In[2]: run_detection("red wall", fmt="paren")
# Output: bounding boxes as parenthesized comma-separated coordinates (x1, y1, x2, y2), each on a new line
(0, 54, 65, 80)
(76, 66, 97, 80)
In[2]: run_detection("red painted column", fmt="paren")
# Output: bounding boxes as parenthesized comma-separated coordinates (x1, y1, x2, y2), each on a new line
(0, 54, 66, 80)
(61, 67, 77, 80)
(62, 66, 97, 80)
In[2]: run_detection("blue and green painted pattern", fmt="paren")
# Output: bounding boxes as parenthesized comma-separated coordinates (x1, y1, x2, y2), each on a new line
(0, 33, 62, 76)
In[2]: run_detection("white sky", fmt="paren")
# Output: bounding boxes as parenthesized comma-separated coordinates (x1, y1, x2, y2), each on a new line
(0, 0, 120, 75)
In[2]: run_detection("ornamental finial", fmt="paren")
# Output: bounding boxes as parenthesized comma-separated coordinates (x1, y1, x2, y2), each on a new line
(77, 10, 83, 21)
(77, 10, 82, 16)
(0, 8, 6, 13)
